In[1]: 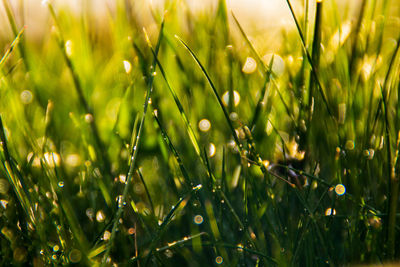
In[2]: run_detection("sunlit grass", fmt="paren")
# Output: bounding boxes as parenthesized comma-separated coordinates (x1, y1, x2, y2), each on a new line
(1, 0, 400, 265)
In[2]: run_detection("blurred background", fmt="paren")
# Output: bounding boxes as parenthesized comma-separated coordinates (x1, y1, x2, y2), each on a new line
(0, 0, 369, 47)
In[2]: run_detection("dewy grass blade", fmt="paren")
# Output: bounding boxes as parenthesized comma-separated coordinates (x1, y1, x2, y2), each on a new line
(47, 3, 113, 182)
(149, 47, 201, 157)
(0, 116, 33, 222)
(308, 0, 323, 121)
(285, 0, 335, 120)
(175, 35, 242, 152)
(143, 184, 203, 264)
(381, 83, 397, 260)
(137, 168, 155, 214)
(250, 61, 273, 129)
(231, 13, 296, 125)
(371, 35, 400, 134)
(2, 0, 28, 70)
(0, 27, 25, 69)
(153, 232, 207, 254)
(153, 112, 193, 186)
(101, 20, 165, 265)
(231, 12, 268, 74)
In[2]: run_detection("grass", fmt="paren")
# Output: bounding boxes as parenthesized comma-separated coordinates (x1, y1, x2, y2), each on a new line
(0, 0, 400, 265)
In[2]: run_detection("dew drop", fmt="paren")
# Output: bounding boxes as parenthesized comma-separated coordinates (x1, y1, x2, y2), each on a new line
(192, 184, 202, 191)
(96, 210, 106, 222)
(103, 230, 111, 240)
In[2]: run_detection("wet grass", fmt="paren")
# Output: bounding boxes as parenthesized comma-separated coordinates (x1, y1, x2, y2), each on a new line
(0, 0, 400, 265)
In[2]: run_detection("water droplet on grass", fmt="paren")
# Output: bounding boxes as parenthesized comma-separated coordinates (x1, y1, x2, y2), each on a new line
(103, 230, 111, 240)
(65, 40, 73, 57)
(192, 184, 202, 190)
(84, 113, 94, 123)
(96, 210, 106, 222)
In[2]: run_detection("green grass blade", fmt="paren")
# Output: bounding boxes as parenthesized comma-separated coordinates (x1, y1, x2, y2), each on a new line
(47, 3, 113, 182)
(153, 112, 193, 186)
(102, 19, 165, 265)
(137, 168, 155, 215)
(175, 35, 242, 151)
(149, 47, 201, 157)
(143, 184, 203, 264)
(284, 0, 335, 119)
(231, 13, 296, 125)
(0, 27, 25, 69)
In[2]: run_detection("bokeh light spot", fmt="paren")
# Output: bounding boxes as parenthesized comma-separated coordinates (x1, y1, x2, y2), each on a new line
(20, 90, 33, 104)
(194, 215, 203, 225)
(222, 90, 240, 107)
(335, 184, 346, 196)
(199, 119, 211, 132)
(242, 57, 257, 74)
(215, 256, 223, 264)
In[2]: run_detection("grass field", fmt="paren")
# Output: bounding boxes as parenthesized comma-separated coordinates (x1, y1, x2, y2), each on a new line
(1, 0, 400, 266)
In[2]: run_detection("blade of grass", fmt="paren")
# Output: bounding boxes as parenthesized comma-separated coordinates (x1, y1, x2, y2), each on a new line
(149, 47, 201, 157)
(250, 58, 274, 129)
(175, 35, 242, 151)
(47, 3, 113, 183)
(153, 232, 207, 253)
(0, 116, 34, 222)
(284, 0, 335, 120)
(348, 0, 367, 79)
(231, 13, 297, 126)
(143, 184, 203, 265)
(380, 82, 397, 260)
(153, 112, 193, 187)
(371, 35, 400, 138)
(308, 0, 323, 121)
(137, 168, 155, 215)
(101, 19, 165, 266)
(0, 27, 25, 69)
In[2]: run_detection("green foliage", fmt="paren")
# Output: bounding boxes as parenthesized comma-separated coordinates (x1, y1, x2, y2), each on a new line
(0, 0, 400, 265)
